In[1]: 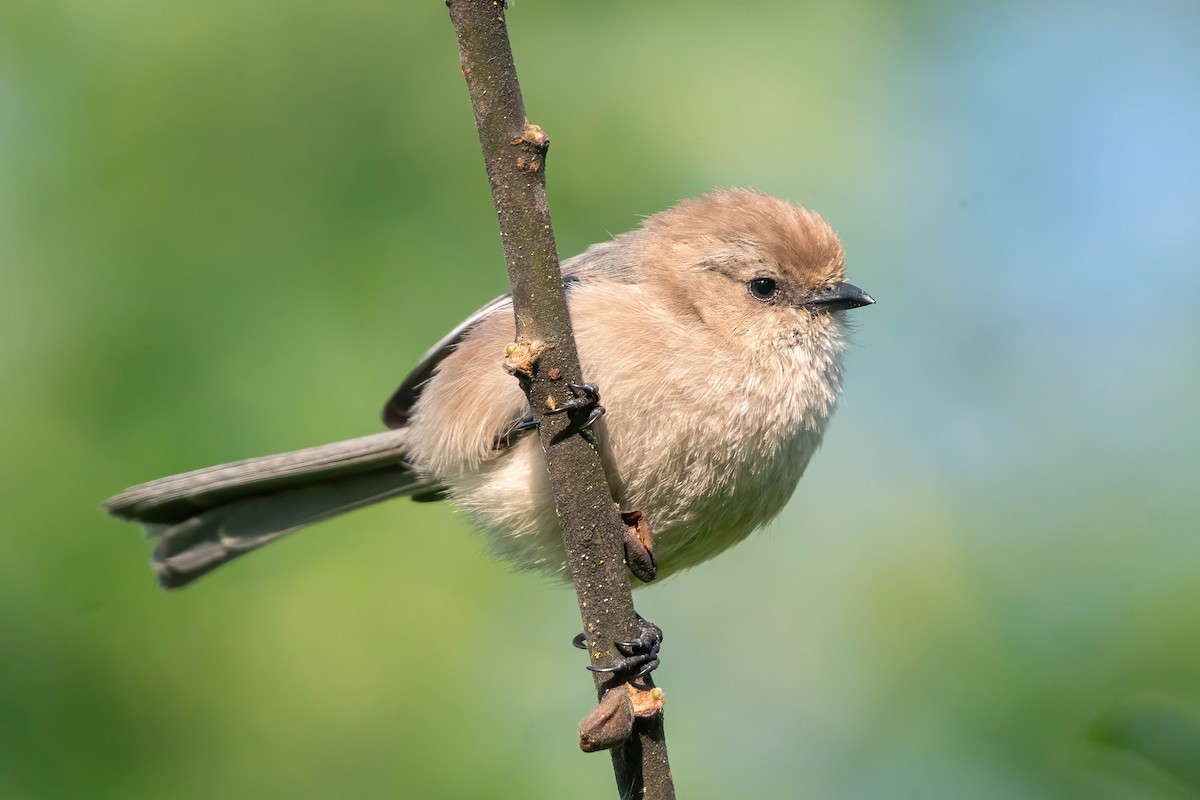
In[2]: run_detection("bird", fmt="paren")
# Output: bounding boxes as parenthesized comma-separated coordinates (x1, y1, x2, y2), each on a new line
(105, 188, 874, 593)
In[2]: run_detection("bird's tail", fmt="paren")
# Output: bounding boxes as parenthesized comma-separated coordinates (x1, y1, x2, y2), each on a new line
(104, 429, 434, 588)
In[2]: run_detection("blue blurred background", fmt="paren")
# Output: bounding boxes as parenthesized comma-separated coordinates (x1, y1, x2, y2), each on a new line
(3, 1, 1199, 797)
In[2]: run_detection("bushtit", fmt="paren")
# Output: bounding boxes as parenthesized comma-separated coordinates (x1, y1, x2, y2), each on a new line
(105, 189, 873, 589)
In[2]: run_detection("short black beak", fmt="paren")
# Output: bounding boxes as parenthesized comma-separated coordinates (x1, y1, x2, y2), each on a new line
(805, 281, 875, 312)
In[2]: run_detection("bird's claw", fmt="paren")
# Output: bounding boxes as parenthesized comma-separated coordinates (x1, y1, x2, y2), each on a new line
(577, 616, 663, 680)
(546, 383, 606, 431)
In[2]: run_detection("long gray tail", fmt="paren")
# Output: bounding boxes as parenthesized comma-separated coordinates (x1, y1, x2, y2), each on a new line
(104, 429, 434, 589)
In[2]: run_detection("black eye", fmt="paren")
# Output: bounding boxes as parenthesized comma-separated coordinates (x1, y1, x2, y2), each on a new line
(748, 277, 778, 301)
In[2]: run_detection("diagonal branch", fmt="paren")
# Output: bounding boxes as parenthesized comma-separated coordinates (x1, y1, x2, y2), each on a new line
(445, 2, 674, 798)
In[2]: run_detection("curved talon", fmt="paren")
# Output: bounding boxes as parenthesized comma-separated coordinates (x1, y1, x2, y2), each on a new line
(581, 616, 663, 679)
(546, 383, 604, 431)
(586, 656, 660, 677)
(633, 659, 660, 679)
(545, 383, 599, 412)
(581, 403, 606, 431)
(587, 663, 625, 674)
(617, 619, 662, 653)
(572, 632, 588, 650)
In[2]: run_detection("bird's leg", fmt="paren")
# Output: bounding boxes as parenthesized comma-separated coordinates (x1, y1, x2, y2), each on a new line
(512, 415, 538, 433)
(574, 615, 664, 680)
(620, 510, 656, 583)
(590, 616, 664, 679)
(547, 382, 657, 677)
(492, 415, 538, 451)
(545, 383, 605, 431)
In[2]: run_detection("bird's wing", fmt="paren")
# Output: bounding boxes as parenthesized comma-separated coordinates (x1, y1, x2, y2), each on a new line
(381, 274, 594, 429)
(381, 292, 516, 429)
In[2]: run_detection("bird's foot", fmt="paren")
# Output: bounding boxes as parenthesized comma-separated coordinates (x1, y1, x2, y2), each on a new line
(546, 383, 605, 431)
(573, 615, 663, 680)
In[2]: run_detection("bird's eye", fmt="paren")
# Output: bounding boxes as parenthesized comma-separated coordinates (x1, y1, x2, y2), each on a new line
(748, 277, 778, 301)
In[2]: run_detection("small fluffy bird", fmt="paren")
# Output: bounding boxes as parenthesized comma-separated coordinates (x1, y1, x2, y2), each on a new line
(105, 189, 873, 589)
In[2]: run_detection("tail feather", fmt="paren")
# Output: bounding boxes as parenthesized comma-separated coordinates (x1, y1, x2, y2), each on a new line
(106, 430, 417, 523)
(104, 429, 433, 588)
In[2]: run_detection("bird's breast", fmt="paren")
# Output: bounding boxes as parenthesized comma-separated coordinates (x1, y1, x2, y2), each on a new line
(596, 334, 845, 576)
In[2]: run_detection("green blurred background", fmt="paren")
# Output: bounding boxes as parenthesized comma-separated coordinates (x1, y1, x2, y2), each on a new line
(3, 0, 1199, 797)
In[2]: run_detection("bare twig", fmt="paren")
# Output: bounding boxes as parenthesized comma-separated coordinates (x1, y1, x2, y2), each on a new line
(445, 2, 674, 797)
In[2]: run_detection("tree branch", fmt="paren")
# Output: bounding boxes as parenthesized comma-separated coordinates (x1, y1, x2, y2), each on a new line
(445, 2, 674, 798)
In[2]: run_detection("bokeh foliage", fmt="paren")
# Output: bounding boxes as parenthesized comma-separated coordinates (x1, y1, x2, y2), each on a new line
(2, 1, 1199, 797)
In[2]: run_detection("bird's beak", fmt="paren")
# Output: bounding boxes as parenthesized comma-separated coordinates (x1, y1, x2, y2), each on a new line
(805, 281, 875, 312)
